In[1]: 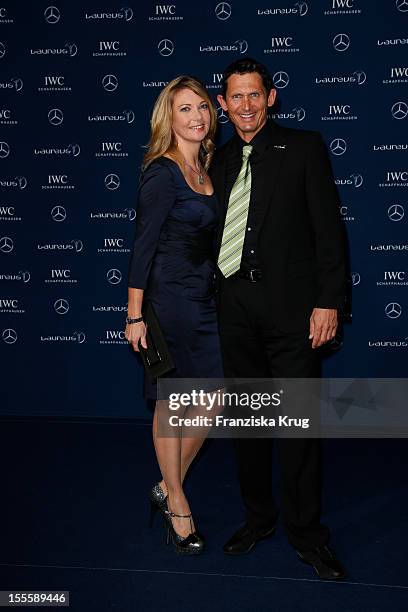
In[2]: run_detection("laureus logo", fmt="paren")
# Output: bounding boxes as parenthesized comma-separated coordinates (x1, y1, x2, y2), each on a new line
(0, 77, 23, 91)
(257, 2, 308, 16)
(85, 7, 133, 21)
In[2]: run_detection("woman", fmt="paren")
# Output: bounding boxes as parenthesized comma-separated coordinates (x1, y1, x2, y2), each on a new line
(125, 76, 223, 554)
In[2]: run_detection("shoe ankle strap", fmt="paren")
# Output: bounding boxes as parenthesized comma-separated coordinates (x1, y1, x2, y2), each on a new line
(165, 510, 192, 519)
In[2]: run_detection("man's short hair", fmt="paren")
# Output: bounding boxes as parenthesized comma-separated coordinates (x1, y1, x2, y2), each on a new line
(221, 57, 274, 97)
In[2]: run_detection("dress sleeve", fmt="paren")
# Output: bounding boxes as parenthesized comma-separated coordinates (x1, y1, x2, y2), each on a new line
(128, 162, 175, 289)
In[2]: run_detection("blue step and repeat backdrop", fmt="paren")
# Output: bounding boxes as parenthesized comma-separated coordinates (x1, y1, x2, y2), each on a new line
(1, 1, 407, 418)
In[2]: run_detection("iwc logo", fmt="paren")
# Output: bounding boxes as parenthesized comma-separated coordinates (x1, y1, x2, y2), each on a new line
(324, 0, 361, 15)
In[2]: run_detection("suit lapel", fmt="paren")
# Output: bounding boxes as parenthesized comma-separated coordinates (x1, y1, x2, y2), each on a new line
(255, 129, 287, 230)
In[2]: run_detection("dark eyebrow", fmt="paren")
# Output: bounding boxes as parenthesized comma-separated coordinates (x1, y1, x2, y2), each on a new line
(231, 90, 260, 96)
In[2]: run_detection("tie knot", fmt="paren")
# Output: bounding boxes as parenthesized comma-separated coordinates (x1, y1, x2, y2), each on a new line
(242, 145, 252, 159)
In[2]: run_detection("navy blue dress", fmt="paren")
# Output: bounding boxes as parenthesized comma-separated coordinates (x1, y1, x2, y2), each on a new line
(128, 156, 224, 398)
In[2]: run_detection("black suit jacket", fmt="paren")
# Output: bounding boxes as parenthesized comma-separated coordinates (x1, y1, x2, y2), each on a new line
(210, 120, 346, 332)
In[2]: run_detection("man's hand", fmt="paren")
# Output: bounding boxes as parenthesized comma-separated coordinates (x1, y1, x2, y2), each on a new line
(309, 308, 338, 349)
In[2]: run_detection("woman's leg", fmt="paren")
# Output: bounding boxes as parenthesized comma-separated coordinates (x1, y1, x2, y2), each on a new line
(154, 391, 223, 526)
(152, 401, 200, 537)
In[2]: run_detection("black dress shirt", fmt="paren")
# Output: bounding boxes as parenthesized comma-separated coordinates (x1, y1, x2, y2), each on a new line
(224, 120, 274, 270)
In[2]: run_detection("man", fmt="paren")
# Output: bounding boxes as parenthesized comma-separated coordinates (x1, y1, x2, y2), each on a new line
(210, 58, 346, 580)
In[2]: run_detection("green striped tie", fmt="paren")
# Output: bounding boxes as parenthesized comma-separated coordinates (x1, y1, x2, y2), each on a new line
(218, 144, 253, 278)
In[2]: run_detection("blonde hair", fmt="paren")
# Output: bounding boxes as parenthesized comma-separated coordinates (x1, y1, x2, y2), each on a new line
(143, 75, 217, 171)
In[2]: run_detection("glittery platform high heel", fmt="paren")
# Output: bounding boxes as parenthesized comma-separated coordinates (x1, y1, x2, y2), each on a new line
(164, 509, 204, 555)
(148, 482, 168, 528)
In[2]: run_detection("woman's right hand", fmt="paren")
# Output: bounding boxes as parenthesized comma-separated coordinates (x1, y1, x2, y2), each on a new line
(125, 321, 147, 352)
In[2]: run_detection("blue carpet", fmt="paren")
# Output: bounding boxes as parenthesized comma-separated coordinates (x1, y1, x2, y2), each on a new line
(1, 419, 407, 611)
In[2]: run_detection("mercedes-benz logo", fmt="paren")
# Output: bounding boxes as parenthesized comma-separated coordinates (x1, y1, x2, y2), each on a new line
(105, 173, 120, 190)
(387, 204, 405, 222)
(351, 174, 363, 188)
(215, 2, 232, 20)
(71, 239, 83, 252)
(330, 138, 347, 156)
(236, 40, 248, 54)
(68, 144, 81, 157)
(44, 6, 60, 24)
(351, 273, 361, 286)
(12, 77, 24, 91)
(107, 268, 122, 285)
(121, 6, 134, 21)
(385, 302, 402, 319)
(2, 328, 17, 344)
(125, 208, 136, 221)
(391, 101, 408, 120)
(396, 0, 408, 12)
(51, 205, 67, 222)
(158, 39, 174, 57)
(123, 109, 135, 124)
(0, 42, 5, 59)
(0, 141, 10, 158)
(273, 71, 290, 89)
(102, 74, 118, 92)
(217, 107, 229, 124)
(48, 108, 64, 125)
(293, 107, 306, 122)
(353, 70, 366, 85)
(333, 33, 350, 52)
(0, 236, 13, 253)
(54, 298, 69, 315)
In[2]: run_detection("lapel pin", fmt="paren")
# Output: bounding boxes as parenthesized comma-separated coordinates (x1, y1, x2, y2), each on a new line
(274, 144, 286, 149)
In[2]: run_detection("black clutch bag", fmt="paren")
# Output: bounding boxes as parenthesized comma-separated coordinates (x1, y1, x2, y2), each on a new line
(138, 301, 175, 381)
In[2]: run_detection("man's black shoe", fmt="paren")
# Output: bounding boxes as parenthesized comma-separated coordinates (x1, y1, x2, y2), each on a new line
(295, 545, 347, 580)
(223, 522, 277, 555)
